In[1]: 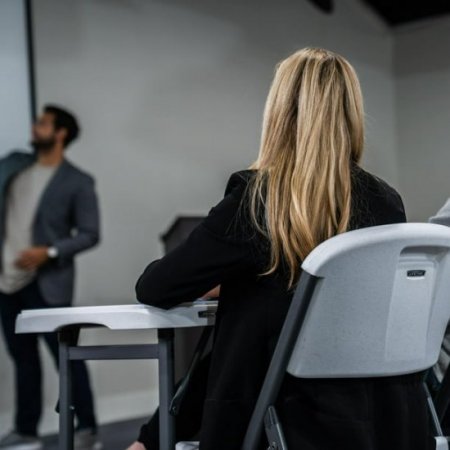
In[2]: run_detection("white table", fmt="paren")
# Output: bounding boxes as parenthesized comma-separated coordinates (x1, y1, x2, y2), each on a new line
(15, 301, 217, 450)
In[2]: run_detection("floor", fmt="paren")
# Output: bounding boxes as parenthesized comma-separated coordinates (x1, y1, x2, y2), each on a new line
(41, 417, 146, 450)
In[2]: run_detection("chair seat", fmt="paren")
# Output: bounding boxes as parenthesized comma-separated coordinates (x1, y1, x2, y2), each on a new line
(176, 441, 199, 450)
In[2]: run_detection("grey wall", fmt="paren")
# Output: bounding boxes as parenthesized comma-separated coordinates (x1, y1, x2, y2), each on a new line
(0, 0, 32, 154)
(0, 0, 400, 435)
(395, 16, 450, 221)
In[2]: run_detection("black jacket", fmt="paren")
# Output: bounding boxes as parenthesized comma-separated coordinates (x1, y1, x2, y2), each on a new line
(136, 167, 432, 450)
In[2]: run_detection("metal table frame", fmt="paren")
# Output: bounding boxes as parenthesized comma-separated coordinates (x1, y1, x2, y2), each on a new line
(58, 326, 176, 450)
(15, 303, 217, 450)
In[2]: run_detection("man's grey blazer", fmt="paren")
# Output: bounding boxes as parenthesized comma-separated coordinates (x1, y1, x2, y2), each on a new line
(0, 151, 100, 305)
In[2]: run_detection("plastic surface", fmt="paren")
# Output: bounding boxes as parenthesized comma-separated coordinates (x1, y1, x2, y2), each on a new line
(175, 442, 199, 450)
(435, 437, 450, 450)
(15, 301, 217, 333)
(288, 223, 450, 378)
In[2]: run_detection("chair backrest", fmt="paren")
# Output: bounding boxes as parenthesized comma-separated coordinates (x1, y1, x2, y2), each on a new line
(287, 223, 450, 378)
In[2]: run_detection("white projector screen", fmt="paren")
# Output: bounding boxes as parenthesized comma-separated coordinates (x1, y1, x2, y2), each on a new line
(0, 0, 34, 157)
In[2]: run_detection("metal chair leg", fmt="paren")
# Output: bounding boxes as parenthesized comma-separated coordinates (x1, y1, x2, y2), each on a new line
(425, 382, 445, 437)
(264, 406, 288, 450)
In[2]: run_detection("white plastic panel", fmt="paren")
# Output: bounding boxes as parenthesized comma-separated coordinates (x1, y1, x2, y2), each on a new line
(435, 437, 449, 450)
(176, 442, 199, 450)
(385, 251, 438, 362)
(288, 223, 450, 378)
(15, 301, 217, 333)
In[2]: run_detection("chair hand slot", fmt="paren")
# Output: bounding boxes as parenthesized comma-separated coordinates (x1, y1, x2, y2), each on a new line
(198, 311, 216, 319)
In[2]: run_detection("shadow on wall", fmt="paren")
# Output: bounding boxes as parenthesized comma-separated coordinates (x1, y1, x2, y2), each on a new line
(394, 17, 450, 76)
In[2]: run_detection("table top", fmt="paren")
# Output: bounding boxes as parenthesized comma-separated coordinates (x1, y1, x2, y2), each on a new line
(15, 301, 218, 333)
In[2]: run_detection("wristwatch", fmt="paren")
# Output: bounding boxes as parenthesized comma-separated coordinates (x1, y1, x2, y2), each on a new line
(47, 246, 59, 259)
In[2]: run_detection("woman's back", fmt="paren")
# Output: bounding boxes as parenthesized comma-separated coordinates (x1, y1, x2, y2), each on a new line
(197, 167, 430, 450)
(136, 166, 432, 449)
(135, 48, 432, 450)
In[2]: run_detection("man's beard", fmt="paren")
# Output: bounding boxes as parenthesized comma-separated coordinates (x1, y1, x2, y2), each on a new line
(31, 137, 56, 154)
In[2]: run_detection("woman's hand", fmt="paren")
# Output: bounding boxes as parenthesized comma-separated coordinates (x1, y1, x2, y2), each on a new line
(125, 442, 146, 450)
(201, 285, 221, 299)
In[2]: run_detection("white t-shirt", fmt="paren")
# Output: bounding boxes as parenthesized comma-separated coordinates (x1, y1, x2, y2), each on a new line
(0, 162, 57, 294)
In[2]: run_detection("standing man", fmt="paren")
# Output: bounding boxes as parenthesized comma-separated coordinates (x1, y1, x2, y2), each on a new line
(0, 105, 101, 450)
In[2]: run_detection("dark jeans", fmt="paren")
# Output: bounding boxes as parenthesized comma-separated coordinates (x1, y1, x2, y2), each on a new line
(0, 280, 97, 436)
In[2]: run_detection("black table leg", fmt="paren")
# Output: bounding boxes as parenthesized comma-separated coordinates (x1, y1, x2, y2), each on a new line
(58, 328, 79, 450)
(158, 329, 176, 450)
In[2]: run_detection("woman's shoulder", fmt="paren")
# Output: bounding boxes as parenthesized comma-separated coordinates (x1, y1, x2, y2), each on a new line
(352, 164, 406, 222)
(224, 170, 256, 196)
(201, 170, 256, 240)
(353, 165, 400, 198)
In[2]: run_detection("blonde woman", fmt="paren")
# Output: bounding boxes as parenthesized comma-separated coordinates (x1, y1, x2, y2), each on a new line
(129, 48, 430, 449)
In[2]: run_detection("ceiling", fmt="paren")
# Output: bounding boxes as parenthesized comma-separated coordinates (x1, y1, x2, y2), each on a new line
(308, 0, 450, 26)
(363, 0, 450, 26)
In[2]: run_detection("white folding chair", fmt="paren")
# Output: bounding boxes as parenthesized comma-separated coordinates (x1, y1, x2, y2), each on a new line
(240, 223, 450, 450)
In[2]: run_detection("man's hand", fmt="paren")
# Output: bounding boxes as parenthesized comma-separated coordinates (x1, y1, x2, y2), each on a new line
(125, 442, 147, 450)
(15, 246, 50, 271)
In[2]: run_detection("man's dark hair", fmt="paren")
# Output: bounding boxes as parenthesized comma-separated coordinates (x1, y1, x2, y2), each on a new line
(44, 104, 80, 148)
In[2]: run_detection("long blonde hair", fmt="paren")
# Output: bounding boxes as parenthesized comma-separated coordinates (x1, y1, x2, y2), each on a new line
(249, 47, 365, 287)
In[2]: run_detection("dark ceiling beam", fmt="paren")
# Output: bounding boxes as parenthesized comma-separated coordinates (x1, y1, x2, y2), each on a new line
(362, 0, 450, 26)
(307, 0, 334, 14)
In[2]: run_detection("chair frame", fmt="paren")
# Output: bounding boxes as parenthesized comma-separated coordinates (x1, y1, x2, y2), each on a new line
(242, 224, 450, 450)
